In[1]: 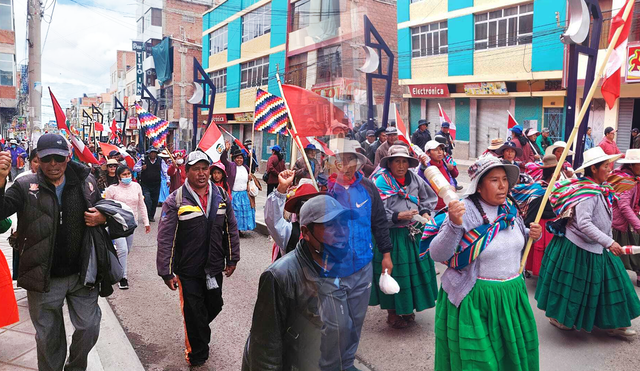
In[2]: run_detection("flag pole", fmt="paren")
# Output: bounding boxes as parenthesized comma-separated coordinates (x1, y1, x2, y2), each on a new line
(249, 120, 256, 173)
(275, 72, 318, 190)
(520, 0, 635, 274)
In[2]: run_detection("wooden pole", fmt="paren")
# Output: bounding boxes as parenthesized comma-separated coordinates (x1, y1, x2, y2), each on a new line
(275, 72, 318, 190)
(520, 0, 635, 274)
(249, 121, 256, 173)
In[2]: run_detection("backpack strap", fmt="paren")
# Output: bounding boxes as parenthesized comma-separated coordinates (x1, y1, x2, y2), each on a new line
(175, 186, 183, 209)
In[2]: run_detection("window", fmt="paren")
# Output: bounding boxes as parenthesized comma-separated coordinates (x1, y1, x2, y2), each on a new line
(209, 69, 227, 92)
(320, 0, 339, 21)
(0, 0, 12, 31)
(240, 56, 269, 89)
(291, 0, 310, 31)
(0, 53, 14, 86)
(474, 3, 533, 50)
(287, 53, 307, 88)
(242, 3, 271, 42)
(151, 8, 162, 27)
(316, 45, 341, 84)
(137, 17, 144, 34)
(209, 26, 228, 55)
(411, 21, 448, 57)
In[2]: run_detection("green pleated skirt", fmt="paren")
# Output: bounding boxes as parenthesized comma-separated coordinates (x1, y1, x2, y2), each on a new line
(369, 227, 438, 315)
(612, 228, 640, 275)
(535, 236, 640, 331)
(434, 276, 539, 371)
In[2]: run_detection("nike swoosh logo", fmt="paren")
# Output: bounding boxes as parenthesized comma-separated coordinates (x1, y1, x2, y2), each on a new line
(356, 200, 368, 208)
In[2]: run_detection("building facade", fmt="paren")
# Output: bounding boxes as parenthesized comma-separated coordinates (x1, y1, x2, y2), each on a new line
(0, 0, 18, 140)
(397, 0, 567, 159)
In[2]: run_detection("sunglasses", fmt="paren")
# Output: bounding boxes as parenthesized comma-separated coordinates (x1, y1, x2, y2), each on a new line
(107, 164, 118, 168)
(40, 155, 66, 163)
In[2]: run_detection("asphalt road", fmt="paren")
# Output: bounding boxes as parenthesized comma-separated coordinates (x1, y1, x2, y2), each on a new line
(108, 187, 640, 371)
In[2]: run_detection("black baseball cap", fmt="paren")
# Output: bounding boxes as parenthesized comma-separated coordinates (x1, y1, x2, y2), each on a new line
(37, 134, 69, 158)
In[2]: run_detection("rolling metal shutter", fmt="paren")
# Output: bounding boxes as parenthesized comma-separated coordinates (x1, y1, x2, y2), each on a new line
(617, 98, 635, 151)
(426, 99, 452, 135)
(476, 99, 511, 157)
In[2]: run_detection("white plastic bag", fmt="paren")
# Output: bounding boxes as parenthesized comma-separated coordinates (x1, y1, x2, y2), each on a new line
(379, 269, 400, 295)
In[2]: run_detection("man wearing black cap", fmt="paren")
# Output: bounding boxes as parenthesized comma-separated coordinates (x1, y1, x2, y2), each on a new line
(367, 128, 386, 163)
(0, 133, 106, 371)
(157, 150, 240, 368)
(436, 122, 455, 156)
(242, 195, 360, 371)
(374, 126, 399, 167)
(360, 130, 376, 155)
(133, 147, 169, 222)
(411, 119, 431, 150)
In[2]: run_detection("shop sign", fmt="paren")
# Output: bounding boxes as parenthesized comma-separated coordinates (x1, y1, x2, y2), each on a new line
(464, 82, 508, 95)
(408, 84, 450, 97)
(234, 112, 254, 123)
(128, 117, 138, 130)
(132, 41, 144, 95)
(211, 114, 228, 124)
(311, 78, 358, 99)
(626, 42, 640, 83)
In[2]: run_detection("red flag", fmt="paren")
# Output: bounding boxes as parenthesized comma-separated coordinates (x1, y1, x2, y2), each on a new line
(507, 111, 519, 130)
(110, 119, 120, 141)
(198, 122, 225, 163)
(297, 135, 334, 156)
(48, 88, 69, 133)
(94, 122, 104, 132)
(394, 107, 412, 148)
(602, 0, 635, 109)
(218, 126, 248, 152)
(98, 142, 135, 168)
(281, 84, 351, 137)
(69, 135, 99, 164)
(438, 103, 456, 141)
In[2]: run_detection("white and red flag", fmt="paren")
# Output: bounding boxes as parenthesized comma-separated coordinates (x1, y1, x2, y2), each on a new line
(198, 121, 225, 163)
(507, 111, 519, 130)
(394, 107, 413, 148)
(438, 103, 456, 141)
(297, 135, 334, 156)
(602, 0, 635, 109)
(98, 142, 135, 168)
(69, 135, 99, 165)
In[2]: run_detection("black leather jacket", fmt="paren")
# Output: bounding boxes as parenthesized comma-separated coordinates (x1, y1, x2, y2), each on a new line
(242, 242, 326, 371)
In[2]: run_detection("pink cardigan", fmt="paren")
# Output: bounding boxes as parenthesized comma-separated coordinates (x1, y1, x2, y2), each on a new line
(612, 183, 640, 233)
(104, 182, 150, 227)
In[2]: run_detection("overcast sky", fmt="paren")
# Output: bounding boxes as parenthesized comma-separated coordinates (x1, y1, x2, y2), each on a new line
(15, 0, 138, 125)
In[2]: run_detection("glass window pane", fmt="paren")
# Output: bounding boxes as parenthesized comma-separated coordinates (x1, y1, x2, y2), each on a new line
(426, 33, 433, 55)
(504, 6, 517, 16)
(475, 23, 487, 41)
(412, 35, 420, 53)
(519, 14, 533, 34)
(520, 4, 533, 13)
(475, 13, 487, 22)
(508, 17, 517, 45)
(441, 21, 447, 29)
(475, 41, 487, 51)
(488, 21, 497, 48)
(441, 30, 448, 48)
(411, 27, 418, 35)
(498, 19, 507, 47)
(489, 10, 501, 19)
(421, 25, 428, 33)
(431, 23, 439, 31)
(420, 34, 426, 55)
(433, 32, 440, 54)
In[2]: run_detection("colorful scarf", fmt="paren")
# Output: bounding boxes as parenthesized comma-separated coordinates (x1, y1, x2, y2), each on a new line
(607, 168, 640, 194)
(526, 161, 571, 181)
(419, 199, 518, 270)
(444, 155, 457, 167)
(511, 181, 545, 205)
(371, 168, 419, 205)
(549, 177, 618, 217)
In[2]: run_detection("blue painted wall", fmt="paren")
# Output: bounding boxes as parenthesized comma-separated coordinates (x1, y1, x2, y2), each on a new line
(409, 98, 421, 132)
(227, 19, 242, 62)
(270, 0, 288, 47)
(397, 0, 410, 23)
(515, 97, 543, 129)
(454, 98, 470, 141)
(448, 15, 474, 76)
(398, 28, 412, 79)
(202, 34, 210, 70)
(448, 0, 473, 11)
(226, 64, 240, 108)
(268, 51, 285, 96)
(532, 0, 566, 72)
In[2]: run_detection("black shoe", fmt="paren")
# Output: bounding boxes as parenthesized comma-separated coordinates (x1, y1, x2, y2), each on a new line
(456, 185, 464, 191)
(149, 217, 156, 222)
(118, 278, 129, 290)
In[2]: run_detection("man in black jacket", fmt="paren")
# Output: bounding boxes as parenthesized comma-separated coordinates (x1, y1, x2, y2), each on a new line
(242, 195, 359, 371)
(133, 147, 168, 222)
(0, 133, 106, 371)
(411, 119, 431, 150)
(157, 150, 240, 368)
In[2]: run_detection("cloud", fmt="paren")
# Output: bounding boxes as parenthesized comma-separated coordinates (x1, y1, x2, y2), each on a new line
(15, 0, 137, 125)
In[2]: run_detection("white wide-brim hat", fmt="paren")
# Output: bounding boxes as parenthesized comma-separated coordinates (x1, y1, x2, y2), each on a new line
(464, 155, 520, 196)
(327, 138, 367, 172)
(575, 147, 622, 173)
(545, 141, 574, 156)
(618, 149, 640, 164)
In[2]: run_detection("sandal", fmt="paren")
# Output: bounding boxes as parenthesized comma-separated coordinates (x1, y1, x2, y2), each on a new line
(401, 313, 416, 323)
(607, 327, 637, 337)
(387, 311, 408, 329)
(549, 318, 572, 331)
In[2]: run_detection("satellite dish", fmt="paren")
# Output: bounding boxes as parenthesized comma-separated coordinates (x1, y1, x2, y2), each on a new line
(358, 46, 380, 74)
(187, 82, 204, 104)
(561, 0, 590, 45)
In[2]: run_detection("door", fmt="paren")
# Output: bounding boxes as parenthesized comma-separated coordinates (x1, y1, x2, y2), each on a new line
(584, 98, 606, 145)
(544, 108, 564, 143)
(426, 99, 452, 135)
(476, 99, 510, 157)
(617, 98, 635, 150)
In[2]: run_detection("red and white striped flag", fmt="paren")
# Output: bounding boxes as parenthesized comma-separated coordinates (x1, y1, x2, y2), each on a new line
(602, 0, 635, 109)
(394, 107, 413, 148)
(198, 122, 225, 163)
(507, 111, 519, 130)
(297, 136, 334, 156)
(69, 135, 99, 165)
(98, 142, 135, 168)
(438, 103, 456, 141)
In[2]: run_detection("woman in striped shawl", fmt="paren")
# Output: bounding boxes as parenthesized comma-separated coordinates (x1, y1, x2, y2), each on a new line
(535, 147, 640, 337)
(421, 155, 542, 371)
(610, 149, 640, 287)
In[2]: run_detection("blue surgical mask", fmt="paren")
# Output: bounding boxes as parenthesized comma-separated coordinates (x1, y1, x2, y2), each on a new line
(11, 145, 16, 149)
(121, 177, 132, 185)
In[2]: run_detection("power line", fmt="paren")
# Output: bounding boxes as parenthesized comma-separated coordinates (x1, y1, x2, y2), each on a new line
(41, 0, 56, 54)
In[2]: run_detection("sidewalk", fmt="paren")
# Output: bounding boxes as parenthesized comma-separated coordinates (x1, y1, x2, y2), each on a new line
(0, 214, 144, 371)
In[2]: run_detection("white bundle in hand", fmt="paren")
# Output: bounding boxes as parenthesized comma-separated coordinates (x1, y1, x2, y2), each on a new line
(379, 269, 400, 295)
(623, 246, 640, 254)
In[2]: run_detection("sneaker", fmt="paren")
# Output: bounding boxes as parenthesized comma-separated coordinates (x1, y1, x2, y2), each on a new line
(456, 185, 464, 191)
(118, 278, 129, 290)
(607, 328, 637, 337)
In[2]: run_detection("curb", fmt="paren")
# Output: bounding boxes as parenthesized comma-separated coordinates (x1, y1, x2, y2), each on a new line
(94, 298, 145, 371)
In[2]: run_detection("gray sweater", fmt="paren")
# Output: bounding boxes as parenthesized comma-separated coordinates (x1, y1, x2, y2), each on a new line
(381, 171, 437, 228)
(564, 193, 614, 254)
(429, 198, 529, 307)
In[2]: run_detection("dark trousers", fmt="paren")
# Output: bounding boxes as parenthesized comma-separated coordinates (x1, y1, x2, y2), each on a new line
(177, 274, 224, 365)
(267, 184, 276, 196)
(142, 182, 161, 221)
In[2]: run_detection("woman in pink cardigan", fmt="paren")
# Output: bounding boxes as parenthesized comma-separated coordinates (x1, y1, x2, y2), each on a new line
(104, 165, 150, 290)
(611, 149, 640, 287)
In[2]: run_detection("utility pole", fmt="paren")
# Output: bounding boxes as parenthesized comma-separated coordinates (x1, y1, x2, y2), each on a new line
(27, 0, 42, 141)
